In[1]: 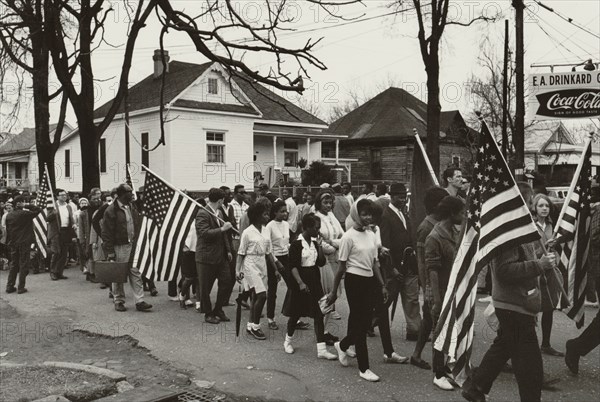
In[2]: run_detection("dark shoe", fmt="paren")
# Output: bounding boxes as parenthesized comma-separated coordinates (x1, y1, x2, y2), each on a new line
(50, 273, 59, 281)
(135, 301, 153, 311)
(6, 286, 17, 294)
(58, 275, 68, 280)
(179, 298, 187, 310)
(268, 321, 279, 330)
(249, 327, 266, 340)
(115, 303, 127, 312)
(542, 377, 561, 391)
(406, 333, 419, 341)
(17, 288, 27, 294)
(225, 301, 236, 307)
(323, 332, 339, 345)
(205, 315, 220, 324)
(109, 291, 114, 299)
(461, 378, 486, 402)
(89, 274, 97, 283)
(99, 283, 108, 289)
(410, 357, 431, 370)
(150, 288, 158, 297)
(214, 311, 230, 322)
(565, 339, 580, 375)
(541, 345, 564, 357)
(86, 273, 91, 281)
(295, 320, 310, 330)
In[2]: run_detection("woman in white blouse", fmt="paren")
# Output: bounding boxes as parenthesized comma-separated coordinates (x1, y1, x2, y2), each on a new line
(314, 190, 345, 334)
(265, 200, 290, 330)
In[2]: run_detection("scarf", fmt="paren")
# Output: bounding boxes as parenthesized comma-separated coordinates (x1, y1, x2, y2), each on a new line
(349, 201, 377, 233)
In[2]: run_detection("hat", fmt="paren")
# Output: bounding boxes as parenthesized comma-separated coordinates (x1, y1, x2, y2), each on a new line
(79, 197, 89, 206)
(389, 183, 408, 195)
(258, 183, 269, 190)
(332, 183, 342, 191)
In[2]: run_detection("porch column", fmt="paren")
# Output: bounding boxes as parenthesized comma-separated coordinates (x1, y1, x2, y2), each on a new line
(273, 136, 277, 168)
(306, 138, 311, 162)
(335, 139, 340, 165)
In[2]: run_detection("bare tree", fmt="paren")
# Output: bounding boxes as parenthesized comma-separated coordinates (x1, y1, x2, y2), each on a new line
(44, 0, 361, 193)
(0, 0, 70, 186)
(392, 0, 495, 175)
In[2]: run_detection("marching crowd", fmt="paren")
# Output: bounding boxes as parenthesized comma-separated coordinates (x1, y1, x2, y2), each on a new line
(1, 167, 599, 401)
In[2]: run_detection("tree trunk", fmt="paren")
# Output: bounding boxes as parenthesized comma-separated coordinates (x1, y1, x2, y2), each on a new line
(30, 13, 54, 187)
(425, 49, 441, 178)
(79, 121, 101, 195)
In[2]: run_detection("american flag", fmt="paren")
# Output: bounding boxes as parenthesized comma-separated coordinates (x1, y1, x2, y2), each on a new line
(433, 121, 541, 384)
(132, 170, 199, 281)
(33, 168, 54, 258)
(555, 140, 593, 328)
(125, 164, 137, 201)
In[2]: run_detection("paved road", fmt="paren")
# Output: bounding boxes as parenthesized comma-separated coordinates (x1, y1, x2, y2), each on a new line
(1, 268, 599, 401)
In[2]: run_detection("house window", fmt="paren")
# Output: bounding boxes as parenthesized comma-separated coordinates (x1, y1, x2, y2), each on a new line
(284, 140, 298, 167)
(141, 132, 149, 169)
(370, 148, 382, 179)
(208, 78, 218, 95)
(206, 131, 225, 163)
(99, 139, 106, 173)
(321, 141, 335, 158)
(65, 149, 71, 178)
(452, 154, 461, 168)
(15, 164, 22, 179)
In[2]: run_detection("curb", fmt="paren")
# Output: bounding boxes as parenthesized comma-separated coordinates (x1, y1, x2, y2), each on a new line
(42, 361, 127, 381)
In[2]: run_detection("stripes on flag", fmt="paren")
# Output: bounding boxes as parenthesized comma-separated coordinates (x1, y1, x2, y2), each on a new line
(556, 141, 593, 328)
(433, 121, 541, 385)
(132, 170, 199, 281)
(33, 168, 54, 258)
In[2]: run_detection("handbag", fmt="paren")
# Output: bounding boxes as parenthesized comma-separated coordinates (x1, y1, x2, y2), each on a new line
(318, 295, 335, 315)
(94, 260, 130, 283)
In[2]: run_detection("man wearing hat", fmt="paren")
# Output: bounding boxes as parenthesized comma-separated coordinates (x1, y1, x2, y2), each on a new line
(380, 183, 421, 340)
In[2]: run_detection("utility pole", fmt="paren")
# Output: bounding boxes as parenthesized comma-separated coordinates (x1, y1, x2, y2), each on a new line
(502, 19, 509, 159)
(124, 87, 131, 166)
(513, 0, 525, 179)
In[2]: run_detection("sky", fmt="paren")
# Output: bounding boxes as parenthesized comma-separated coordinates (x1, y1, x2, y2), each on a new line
(2, 0, 599, 132)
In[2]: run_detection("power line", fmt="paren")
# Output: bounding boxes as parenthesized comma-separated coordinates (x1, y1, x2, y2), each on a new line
(526, 8, 586, 63)
(533, 0, 600, 40)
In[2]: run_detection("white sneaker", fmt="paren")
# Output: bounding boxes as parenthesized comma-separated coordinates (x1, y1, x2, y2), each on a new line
(184, 299, 194, 306)
(384, 352, 409, 364)
(284, 335, 294, 354)
(317, 342, 337, 360)
(433, 376, 454, 391)
(478, 295, 492, 303)
(168, 296, 179, 301)
(334, 342, 349, 366)
(346, 346, 356, 358)
(359, 369, 380, 382)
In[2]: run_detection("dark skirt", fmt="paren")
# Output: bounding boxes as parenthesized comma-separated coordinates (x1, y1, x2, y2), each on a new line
(181, 251, 197, 278)
(283, 265, 324, 318)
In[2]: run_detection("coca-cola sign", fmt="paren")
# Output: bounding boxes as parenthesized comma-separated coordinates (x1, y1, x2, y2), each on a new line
(535, 88, 600, 118)
(529, 71, 600, 120)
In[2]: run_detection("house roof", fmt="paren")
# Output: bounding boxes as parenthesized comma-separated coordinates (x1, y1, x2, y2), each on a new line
(93, 60, 326, 126)
(253, 123, 341, 138)
(0, 123, 65, 155)
(325, 87, 468, 141)
(524, 121, 575, 153)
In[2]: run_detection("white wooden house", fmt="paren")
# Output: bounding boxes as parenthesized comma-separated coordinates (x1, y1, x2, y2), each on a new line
(48, 50, 344, 192)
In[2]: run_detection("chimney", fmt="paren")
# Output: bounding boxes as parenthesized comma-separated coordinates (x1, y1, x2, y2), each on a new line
(153, 49, 170, 79)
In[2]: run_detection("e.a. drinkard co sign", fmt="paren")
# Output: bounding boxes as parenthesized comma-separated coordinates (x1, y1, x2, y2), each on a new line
(528, 71, 600, 120)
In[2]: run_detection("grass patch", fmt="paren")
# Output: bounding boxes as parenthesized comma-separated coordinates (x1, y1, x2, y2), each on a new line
(0, 366, 117, 402)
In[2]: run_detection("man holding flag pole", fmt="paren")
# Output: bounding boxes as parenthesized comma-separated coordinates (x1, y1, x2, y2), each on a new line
(427, 119, 555, 402)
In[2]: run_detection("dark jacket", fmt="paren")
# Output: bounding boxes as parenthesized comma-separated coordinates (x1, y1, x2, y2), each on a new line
(416, 215, 439, 290)
(195, 206, 231, 265)
(92, 203, 110, 237)
(491, 242, 544, 316)
(101, 201, 141, 256)
(380, 205, 414, 274)
(425, 220, 459, 301)
(47, 203, 75, 254)
(6, 206, 42, 245)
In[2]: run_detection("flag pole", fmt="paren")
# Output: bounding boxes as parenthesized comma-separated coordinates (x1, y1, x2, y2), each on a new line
(552, 133, 594, 238)
(140, 164, 239, 235)
(412, 128, 439, 186)
(44, 163, 62, 236)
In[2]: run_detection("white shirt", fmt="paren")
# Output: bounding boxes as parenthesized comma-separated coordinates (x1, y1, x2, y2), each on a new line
(298, 234, 318, 267)
(57, 203, 70, 227)
(184, 221, 197, 251)
(344, 193, 354, 205)
(266, 220, 290, 256)
(285, 197, 298, 233)
(338, 228, 378, 278)
(388, 203, 407, 228)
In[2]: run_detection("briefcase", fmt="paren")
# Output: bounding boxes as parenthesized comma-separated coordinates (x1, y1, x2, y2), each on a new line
(94, 261, 130, 283)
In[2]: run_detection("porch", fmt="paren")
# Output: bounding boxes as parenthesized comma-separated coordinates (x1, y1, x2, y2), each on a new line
(0, 157, 32, 191)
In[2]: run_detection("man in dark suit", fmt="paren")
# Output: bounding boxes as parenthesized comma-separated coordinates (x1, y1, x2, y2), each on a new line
(380, 183, 422, 340)
(47, 189, 76, 281)
(196, 188, 233, 324)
